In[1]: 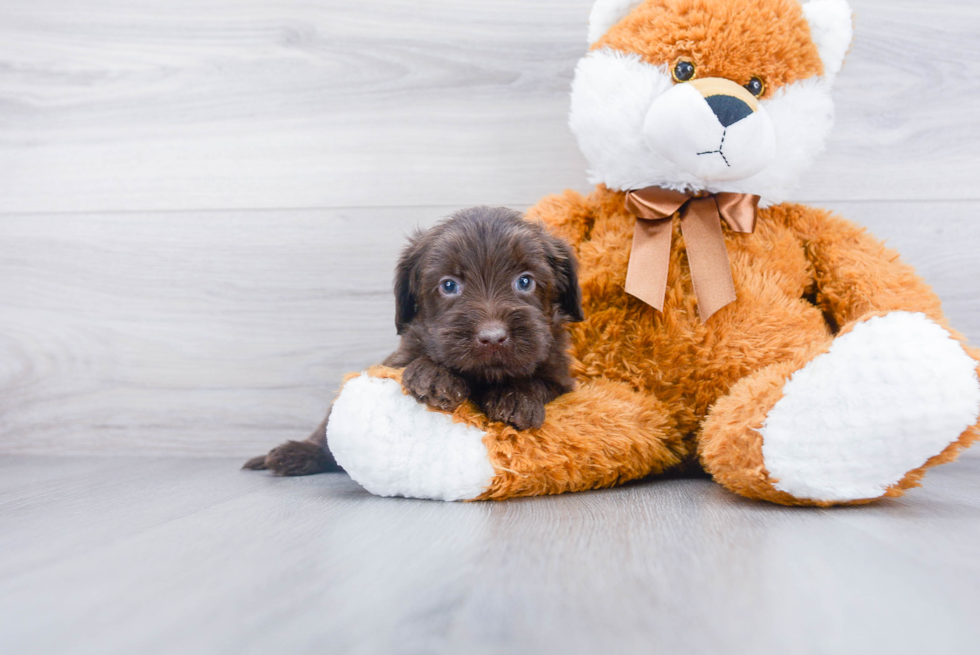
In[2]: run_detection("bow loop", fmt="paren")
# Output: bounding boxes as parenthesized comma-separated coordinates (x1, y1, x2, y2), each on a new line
(624, 186, 691, 220)
(624, 187, 759, 321)
(714, 193, 759, 234)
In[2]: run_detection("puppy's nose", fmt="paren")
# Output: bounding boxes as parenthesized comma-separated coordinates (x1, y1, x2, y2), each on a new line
(476, 323, 508, 347)
(705, 95, 753, 128)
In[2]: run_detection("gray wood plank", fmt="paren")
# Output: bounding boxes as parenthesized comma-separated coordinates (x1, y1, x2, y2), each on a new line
(0, 206, 436, 456)
(823, 200, 980, 339)
(1, 455, 979, 654)
(2, 0, 980, 214)
(2, 202, 980, 456)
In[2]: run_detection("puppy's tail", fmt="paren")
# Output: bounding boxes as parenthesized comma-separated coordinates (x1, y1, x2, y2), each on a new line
(241, 407, 345, 476)
(241, 454, 268, 470)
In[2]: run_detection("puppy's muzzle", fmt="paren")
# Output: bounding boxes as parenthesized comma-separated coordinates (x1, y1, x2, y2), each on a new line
(643, 77, 776, 182)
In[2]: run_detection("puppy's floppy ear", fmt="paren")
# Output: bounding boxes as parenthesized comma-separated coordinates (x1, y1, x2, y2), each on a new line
(393, 230, 427, 335)
(547, 235, 585, 323)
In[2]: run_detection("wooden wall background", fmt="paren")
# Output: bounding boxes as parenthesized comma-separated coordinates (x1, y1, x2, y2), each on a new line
(1, 0, 979, 456)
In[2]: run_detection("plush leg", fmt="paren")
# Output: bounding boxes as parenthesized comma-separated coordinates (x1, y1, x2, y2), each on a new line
(700, 311, 980, 506)
(327, 367, 686, 501)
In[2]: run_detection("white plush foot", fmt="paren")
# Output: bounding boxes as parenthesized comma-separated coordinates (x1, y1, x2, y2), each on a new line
(760, 312, 980, 502)
(326, 374, 495, 501)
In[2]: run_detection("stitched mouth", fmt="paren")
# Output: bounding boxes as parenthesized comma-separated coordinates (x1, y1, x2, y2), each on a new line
(696, 129, 730, 167)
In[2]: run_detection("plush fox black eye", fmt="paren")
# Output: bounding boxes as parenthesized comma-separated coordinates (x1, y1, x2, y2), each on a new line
(514, 274, 535, 293)
(673, 60, 696, 83)
(745, 77, 765, 97)
(439, 277, 462, 296)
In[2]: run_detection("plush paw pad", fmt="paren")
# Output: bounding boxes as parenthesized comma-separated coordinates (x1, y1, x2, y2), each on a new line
(327, 374, 495, 501)
(760, 312, 980, 502)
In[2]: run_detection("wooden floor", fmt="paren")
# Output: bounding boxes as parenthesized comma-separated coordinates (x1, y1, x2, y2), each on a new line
(2, 0, 980, 457)
(3, 455, 980, 655)
(3, 1, 980, 652)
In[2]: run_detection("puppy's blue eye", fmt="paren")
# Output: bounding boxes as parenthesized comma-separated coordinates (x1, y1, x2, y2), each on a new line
(439, 278, 461, 296)
(514, 275, 535, 293)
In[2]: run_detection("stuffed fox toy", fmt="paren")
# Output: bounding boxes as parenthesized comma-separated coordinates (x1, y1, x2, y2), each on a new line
(325, 0, 980, 506)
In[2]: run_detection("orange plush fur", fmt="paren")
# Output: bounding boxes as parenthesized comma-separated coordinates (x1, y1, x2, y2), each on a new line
(521, 187, 980, 506)
(357, 366, 685, 501)
(359, 183, 980, 505)
(334, 0, 980, 506)
(460, 0, 980, 505)
(431, 0, 980, 505)
(596, 0, 824, 95)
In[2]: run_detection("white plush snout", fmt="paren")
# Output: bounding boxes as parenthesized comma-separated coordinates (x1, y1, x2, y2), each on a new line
(643, 83, 776, 182)
(569, 49, 837, 201)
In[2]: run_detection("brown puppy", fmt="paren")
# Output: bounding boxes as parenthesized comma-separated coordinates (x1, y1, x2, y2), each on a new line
(244, 206, 583, 476)
(388, 206, 583, 428)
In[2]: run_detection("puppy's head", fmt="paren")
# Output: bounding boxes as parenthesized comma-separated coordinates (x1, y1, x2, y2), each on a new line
(394, 207, 583, 382)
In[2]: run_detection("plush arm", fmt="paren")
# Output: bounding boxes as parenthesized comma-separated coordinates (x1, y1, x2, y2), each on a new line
(787, 204, 945, 328)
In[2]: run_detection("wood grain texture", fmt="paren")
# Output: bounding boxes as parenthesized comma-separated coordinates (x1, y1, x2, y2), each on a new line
(3, 2, 979, 650)
(2, 0, 980, 214)
(0, 206, 437, 455)
(2, 455, 980, 655)
(1, 201, 979, 456)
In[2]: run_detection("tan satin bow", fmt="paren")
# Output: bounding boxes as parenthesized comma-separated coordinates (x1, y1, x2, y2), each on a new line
(624, 186, 759, 321)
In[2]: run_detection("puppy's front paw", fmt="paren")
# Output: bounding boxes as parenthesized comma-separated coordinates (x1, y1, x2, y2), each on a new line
(480, 386, 546, 431)
(402, 357, 470, 411)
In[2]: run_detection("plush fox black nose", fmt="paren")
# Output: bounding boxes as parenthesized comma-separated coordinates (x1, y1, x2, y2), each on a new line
(477, 323, 508, 346)
(705, 94, 753, 128)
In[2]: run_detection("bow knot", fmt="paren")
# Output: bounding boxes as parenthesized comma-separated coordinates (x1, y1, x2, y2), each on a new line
(624, 186, 759, 321)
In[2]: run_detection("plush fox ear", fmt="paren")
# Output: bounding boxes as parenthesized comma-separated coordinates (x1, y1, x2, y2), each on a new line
(803, 0, 854, 78)
(587, 0, 646, 44)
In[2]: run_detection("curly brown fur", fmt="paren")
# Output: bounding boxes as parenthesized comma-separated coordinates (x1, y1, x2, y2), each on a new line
(387, 206, 583, 430)
(244, 206, 583, 474)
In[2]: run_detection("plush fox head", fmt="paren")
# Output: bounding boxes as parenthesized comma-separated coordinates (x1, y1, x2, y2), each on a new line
(570, 0, 853, 203)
